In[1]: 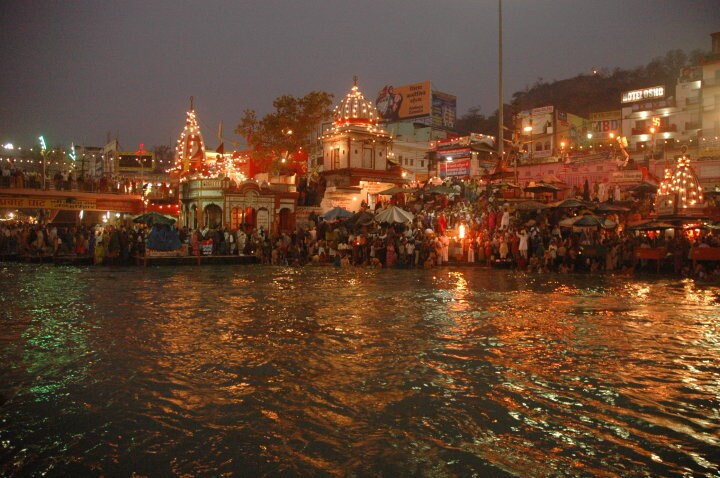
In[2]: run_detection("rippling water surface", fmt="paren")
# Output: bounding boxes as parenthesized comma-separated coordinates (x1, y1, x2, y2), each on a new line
(1, 263, 719, 477)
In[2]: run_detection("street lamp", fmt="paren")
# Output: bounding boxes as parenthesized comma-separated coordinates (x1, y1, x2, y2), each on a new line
(649, 126, 657, 160)
(38, 136, 47, 190)
(523, 124, 533, 163)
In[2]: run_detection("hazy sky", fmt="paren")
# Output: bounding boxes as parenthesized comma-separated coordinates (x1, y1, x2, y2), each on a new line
(1, 0, 718, 151)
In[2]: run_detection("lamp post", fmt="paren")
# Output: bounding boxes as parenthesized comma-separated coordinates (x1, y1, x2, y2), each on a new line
(38, 136, 47, 190)
(649, 126, 657, 161)
(137, 144, 147, 213)
(523, 123, 533, 164)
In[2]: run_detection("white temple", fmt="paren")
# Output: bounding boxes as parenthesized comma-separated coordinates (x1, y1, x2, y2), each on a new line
(319, 77, 405, 211)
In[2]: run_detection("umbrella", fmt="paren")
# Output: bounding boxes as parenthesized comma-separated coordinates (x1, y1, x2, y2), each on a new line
(427, 185, 458, 195)
(377, 186, 406, 195)
(345, 210, 375, 229)
(514, 200, 550, 211)
(558, 213, 616, 229)
(523, 182, 562, 193)
(542, 174, 565, 185)
(491, 181, 521, 189)
(322, 206, 353, 221)
(132, 211, 177, 226)
(594, 202, 631, 213)
(550, 198, 588, 209)
(624, 182, 658, 194)
(627, 220, 676, 231)
(374, 205, 414, 224)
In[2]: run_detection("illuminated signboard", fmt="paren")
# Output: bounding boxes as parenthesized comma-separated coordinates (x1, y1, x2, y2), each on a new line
(621, 86, 665, 103)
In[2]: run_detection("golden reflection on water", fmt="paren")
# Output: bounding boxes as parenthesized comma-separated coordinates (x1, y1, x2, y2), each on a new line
(1, 264, 719, 477)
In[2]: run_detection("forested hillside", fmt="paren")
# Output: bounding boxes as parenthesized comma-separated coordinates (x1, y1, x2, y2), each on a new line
(455, 48, 708, 139)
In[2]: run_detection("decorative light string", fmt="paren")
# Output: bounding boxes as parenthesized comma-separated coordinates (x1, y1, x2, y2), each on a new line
(654, 153, 705, 209)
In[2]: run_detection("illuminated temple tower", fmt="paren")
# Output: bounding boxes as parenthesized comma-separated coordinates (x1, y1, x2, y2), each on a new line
(174, 98, 298, 232)
(319, 77, 405, 211)
(173, 97, 208, 179)
(654, 148, 706, 219)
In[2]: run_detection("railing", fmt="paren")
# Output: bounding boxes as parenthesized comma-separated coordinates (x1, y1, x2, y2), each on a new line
(631, 124, 677, 136)
(0, 175, 174, 199)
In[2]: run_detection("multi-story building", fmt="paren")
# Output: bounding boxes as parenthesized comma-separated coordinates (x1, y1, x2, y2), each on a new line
(700, 31, 720, 159)
(387, 122, 434, 181)
(376, 81, 458, 182)
(516, 106, 586, 163)
(432, 134, 497, 179)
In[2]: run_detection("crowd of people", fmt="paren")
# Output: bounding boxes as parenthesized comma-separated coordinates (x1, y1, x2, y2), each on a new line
(0, 164, 173, 197)
(2, 178, 720, 280)
(0, 222, 148, 265)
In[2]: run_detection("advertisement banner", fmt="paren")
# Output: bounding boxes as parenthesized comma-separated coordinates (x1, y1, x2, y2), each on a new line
(440, 158, 471, 178)
(376, 81, 431, 121)
(0, 196, 140, 213)
(611, 170, 643, 183)
(432, 91, 456, 130)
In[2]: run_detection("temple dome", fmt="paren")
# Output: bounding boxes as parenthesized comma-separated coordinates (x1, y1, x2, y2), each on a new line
(332, 78, 378, 124)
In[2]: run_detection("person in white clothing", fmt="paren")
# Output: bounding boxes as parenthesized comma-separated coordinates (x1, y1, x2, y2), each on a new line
(518, 229, 529, 259)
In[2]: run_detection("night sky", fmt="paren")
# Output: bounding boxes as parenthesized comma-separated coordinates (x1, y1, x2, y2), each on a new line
(1, 0, 718, 151)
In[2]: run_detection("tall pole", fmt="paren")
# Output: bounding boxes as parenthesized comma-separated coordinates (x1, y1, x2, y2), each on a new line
(498, 0, 507, 181)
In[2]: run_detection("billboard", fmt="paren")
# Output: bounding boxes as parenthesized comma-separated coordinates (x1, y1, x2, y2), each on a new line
(432, 91, 456, 130)
(376, 81, 456, 130)
(376, 81, 432, 121)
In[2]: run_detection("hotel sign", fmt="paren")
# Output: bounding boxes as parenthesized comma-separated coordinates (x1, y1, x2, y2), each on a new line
(621, 86, 665, 103)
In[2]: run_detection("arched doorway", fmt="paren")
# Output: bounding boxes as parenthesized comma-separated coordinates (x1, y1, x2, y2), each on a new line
(204, 204, 223, 228)
(231, 207, 243, 230)
(257, 208, 270, 233)
(240, 207, 256, 233)
(191, 204, 198, 230)
(278, 207, 293, 232)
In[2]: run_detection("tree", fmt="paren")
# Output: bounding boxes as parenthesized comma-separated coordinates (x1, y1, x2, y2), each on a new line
(152, 145, 174, 173)
(235, 91, 334, 176)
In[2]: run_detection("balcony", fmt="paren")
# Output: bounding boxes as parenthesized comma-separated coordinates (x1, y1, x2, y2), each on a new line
(631, 124, 677, 136)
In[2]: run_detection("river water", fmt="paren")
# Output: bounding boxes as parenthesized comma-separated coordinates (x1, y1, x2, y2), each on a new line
(0, 263, 718, 477)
